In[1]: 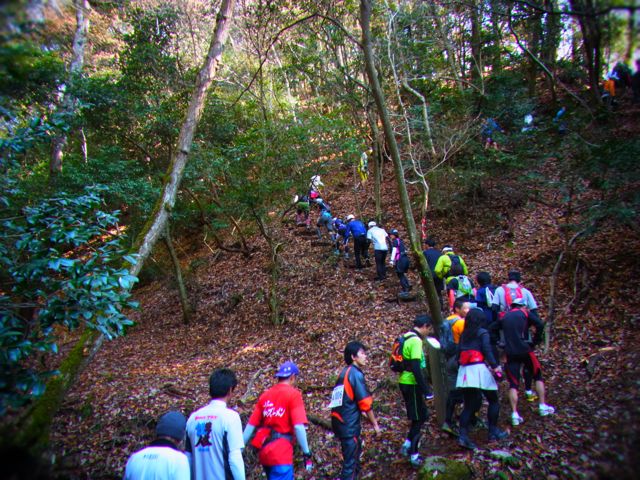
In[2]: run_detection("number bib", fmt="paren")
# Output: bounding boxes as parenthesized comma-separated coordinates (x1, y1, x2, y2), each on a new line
(328, 384, 344, 409)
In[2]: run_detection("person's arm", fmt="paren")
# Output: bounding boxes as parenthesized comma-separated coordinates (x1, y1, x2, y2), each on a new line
(480, 331, 497, 367)
(460, 257, 469, 275)
(294, 424, 311, 454)
(228, 449, 245, 480)
(407, 358, 429, 396)
(365, 409, 381, 435)
(529, 313, 545, 346)
(242, 424, 255, 445)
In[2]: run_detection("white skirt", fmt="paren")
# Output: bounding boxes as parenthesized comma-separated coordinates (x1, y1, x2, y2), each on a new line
(456, 363, 498, 390)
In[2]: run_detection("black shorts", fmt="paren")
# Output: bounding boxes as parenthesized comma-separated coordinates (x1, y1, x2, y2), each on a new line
(505, 352, 543, 389)
(399, 383, 428, 421)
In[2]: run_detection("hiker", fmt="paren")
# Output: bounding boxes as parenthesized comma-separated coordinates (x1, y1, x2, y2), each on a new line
(521, 112, 534, 133)
(293, 194, 310, 228)
(441, 299, 471, 436)
(475, 272, 497, 328)
(445, 263, 475, 311)
(553, 106, 567, 134)
(423, 238, 444, 303)
(603, 73, 617, 107)
(309, 175, 323, 197)
(482, 117, 503, 149)
(494, 297, 555, 426)
(186, 369, 245, 480)
(434, 245, 468, 283)
(456, 309, 508, 450)
(366, 221, 389, 281)
(389, 229, 411, 293)
(343, 214, 369, 269)
(124, 411, 190, 480)
(358, 150, 369, 184)
(314, 198, 333, 240)
(243, 361, 312, 479)
(492, 270, 542, 400)
(332, 217, 349, 257)
(330, 341, 381, 480)
(398, 315, 432, 467)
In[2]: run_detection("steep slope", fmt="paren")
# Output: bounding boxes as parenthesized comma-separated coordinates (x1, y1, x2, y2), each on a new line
(49, 152, 639, 479)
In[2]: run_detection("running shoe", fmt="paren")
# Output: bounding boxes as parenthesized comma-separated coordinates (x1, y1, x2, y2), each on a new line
(441, 422, 459, 436)
(525, 390, 538, 402)
(400, 443, 410, 457)
(511, 412, 524, 426)
(488, 428, 509, 441)
(539, 404, 556, 416)
(458, 436, 477, 450)
(409, 454, 423, 467)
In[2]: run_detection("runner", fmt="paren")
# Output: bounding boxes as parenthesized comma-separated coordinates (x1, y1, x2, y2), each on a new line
(330, 341, 381, 480)
(124, 411, 190, 480)
(186, 369, 245, 480)
(456, 309, 508, 450)
(496, 298, 555, 426)
(343, 215, 369, 269)
(398, 315, 432, 467)
(389, 229, 411, 293)
(243, 361, 312, 480)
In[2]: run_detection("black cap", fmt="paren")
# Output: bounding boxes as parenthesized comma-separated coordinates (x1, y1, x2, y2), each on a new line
(414, 314, 432, 327)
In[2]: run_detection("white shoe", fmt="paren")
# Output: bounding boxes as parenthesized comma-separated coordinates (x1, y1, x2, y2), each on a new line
(539, 404, 555, 416)
(511, 412, 524, 426)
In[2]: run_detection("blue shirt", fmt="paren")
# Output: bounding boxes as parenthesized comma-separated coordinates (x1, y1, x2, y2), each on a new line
(344, 220, 366, 241)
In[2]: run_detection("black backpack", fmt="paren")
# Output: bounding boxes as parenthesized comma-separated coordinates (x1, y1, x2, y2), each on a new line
(389, 332, 417, 372)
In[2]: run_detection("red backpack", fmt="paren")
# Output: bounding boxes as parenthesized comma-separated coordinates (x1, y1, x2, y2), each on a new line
(498, 284, 524, 319)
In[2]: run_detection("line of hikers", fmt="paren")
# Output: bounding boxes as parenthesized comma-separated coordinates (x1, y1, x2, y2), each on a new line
(124, 179, 555, 479)
(124, 265, 555, 479)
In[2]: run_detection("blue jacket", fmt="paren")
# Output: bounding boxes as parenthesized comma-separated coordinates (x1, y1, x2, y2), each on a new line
(344, 220, 366, 241)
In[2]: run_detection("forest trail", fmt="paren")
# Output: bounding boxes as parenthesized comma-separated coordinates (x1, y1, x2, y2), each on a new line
(50, 152, 639, 479)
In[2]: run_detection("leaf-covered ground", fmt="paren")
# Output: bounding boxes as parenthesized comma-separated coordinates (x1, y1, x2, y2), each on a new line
(49, 136, 639, 479)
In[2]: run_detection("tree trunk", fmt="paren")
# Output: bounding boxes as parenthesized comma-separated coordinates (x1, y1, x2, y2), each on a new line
(129, 0, 236, 277)
(365, 104, 383, 221)
(18, 0, 236, 455)
(360, 0, 446, 424)
(50, 0, 90, 176)
(163, 222, 193, 325)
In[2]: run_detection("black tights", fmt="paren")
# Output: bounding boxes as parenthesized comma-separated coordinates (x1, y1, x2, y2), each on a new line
(408, 419, 425, 455)
(459, 388, 499, 432)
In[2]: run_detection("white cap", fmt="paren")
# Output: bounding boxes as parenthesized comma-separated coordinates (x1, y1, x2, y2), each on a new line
(346, 214, 355, 221)
(368, 221, 376, 227)
(442, 246, 453, 253)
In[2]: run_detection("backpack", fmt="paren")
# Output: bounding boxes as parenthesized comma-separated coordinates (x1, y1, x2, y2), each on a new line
(454, 275, 473, 297)
(440, 317, 460, 358)
(498, 284, 524, 319)
(446, 254, 461, 274)
(389, 332, 417, 373)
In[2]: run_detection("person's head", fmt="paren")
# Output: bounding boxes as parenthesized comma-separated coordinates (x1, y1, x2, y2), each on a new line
(414, 314, 432, 336)
(424, 238, 436, 248)
(346, 214, 355, 222)
(155, 411, 187, 445)
(449, 263, 464, 277)
(368, 220, 377, 228)
(209, 368, 238, 399)
(476, 271, 492, 287)
(389, 228, 399, 237)
(274, 361, 300, 382)
(511, 297, 528, 310)
(508, 270, 521, 282)
(344, 341, 367, 366)
(453, 299, 471, 318)
(442, 245, 453, 254)
(460, 308, 484, 343)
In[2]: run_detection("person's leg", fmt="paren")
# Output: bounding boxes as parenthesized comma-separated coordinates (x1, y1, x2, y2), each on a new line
(354, 239, 363, 268)
(458, 388, 481, 449)
(374, 250, 385, 279)
(484, 389, 507, 440)
(380, 250, 387, 278)
(339, 435, 360, 480)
